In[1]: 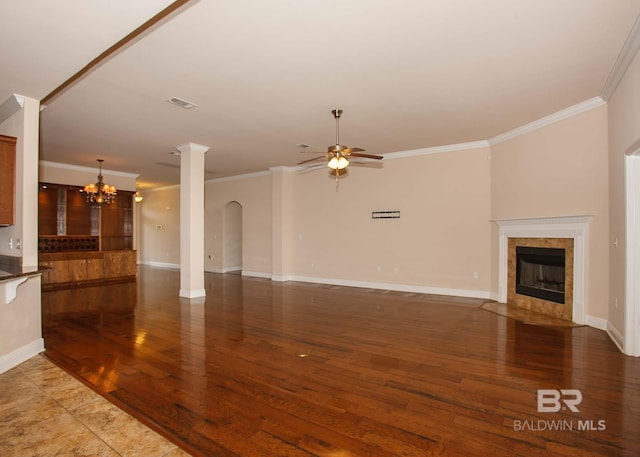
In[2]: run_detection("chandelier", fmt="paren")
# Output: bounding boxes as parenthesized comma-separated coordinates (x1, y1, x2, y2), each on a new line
(84, 159, 117, 204)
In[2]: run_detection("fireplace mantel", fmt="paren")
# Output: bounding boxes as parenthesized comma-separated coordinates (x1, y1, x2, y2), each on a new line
(494, 215, 592, 324)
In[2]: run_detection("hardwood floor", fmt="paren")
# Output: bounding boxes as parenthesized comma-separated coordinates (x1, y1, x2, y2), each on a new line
(42, 266, 640, 456)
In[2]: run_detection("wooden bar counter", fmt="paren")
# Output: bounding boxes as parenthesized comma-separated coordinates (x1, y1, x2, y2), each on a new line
(39, 250, 136, 289)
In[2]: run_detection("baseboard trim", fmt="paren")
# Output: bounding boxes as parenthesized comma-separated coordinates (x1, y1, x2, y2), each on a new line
(241, 271, 272, 279)
(607, 322, 625, 353)
(140, 261, 180, 270)
(585, 315, 608, 331)
(0, 338, 45, 374)
(279, 274, 491, 299)
(179, 288, 206, 299)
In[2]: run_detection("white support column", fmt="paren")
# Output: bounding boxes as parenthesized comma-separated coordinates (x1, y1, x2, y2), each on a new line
(19, 96, 40, 267)
(178, 142, 209, 299)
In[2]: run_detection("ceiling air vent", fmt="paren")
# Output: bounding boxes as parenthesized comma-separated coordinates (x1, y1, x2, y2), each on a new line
(166, 97, 197, 109)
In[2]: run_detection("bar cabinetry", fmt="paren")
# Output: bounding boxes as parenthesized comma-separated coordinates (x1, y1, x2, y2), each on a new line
(40, 250, 136, 289)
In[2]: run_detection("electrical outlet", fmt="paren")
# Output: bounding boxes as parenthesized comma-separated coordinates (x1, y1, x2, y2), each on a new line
(15, 238, 21, 250)
(473, 271, 479, 280)
(8, 238, 13, 249)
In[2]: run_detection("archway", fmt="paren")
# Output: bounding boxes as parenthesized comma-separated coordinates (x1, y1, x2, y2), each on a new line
(223, 201, 243, 273)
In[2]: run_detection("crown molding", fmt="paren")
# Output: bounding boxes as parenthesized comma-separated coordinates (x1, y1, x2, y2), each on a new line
(39, 160, 139, 178)
(268, 166, 298, 173)
(488, 97, 605, 146)
(207, 170, 271, 184)
(601, 14, 640, 101)
(0, 94, 25, 124)
(383, 141, 490, 160)
(145, 183, 181, 192)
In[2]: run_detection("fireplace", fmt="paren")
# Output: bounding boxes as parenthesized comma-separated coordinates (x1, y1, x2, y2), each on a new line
(515, 246, 565, 304)
(495, 216, 591, 324)
(507, 237, 574, 320)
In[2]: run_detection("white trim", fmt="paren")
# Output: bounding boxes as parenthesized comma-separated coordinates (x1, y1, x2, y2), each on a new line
(494, 215, 592, 325)
(241, 270, 272, 279)
(625, 153, 640, 356)
(585, 315, 607, 331)
(3, 276, 28, 304)
(268, 166, 297, 173)
(0, 338, 45, 375)
(601, 14, 640, 101)
(207, 170, 271, 184)
(139, 260, 180, 269)
(179, 288, 206, 299)
(488, 97, 605, 146)
(382, 141, 489, 160)
(39, 160, 139, 178)
(145, 183, 180, 192)
(274, 274, 491, 299)
(607, 322, 625, 353)
(0, 94, 25, 124)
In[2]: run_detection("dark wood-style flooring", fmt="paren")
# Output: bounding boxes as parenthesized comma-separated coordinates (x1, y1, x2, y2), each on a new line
(42, 266, 640, 456)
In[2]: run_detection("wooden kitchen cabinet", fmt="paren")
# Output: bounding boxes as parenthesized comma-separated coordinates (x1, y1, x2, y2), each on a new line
(0, 135, 17, 226)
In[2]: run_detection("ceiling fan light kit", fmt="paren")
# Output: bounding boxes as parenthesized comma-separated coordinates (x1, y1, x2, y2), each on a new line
(297, 108, 383, 183)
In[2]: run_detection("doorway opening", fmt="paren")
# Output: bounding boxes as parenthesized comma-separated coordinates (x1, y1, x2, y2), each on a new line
(223, 201, 243, 273)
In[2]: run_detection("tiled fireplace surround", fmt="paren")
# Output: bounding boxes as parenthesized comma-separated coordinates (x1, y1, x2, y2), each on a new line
(496, 216, 592, 324)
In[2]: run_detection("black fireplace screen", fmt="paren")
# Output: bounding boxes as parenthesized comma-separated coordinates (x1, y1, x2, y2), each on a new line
(515, 246, 566, 304)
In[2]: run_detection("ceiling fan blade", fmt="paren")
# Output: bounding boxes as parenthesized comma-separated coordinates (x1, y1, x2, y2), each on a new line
(348, 152, 383, 160)
(329, 168, 348, 177)
(342, 147, 366, 153)
(298, 155, 327, 165)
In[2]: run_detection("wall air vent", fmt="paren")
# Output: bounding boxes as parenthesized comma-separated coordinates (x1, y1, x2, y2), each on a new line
(166, 97, 197, 109)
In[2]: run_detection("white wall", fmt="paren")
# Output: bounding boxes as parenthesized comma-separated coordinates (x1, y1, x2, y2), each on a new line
(0, 97, 40, 265)
(140, 148, 492, 297)
(490, 104, 610, 321)
(607, 43, 640, 351)
(287, 147, 492, 296)
(0, 95, 44, 371)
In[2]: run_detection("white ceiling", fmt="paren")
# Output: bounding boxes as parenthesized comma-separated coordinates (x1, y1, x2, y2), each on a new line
(2, 0, 640, 188)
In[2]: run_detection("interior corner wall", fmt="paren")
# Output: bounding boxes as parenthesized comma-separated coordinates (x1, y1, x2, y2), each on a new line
(288, 147, 492, 296)
(139, 186, 181, 267)
(607, 46, 640, 338)
(490, 104, 610, 321)
(205, 174, 272, 276)
(139, 175, 273, 274)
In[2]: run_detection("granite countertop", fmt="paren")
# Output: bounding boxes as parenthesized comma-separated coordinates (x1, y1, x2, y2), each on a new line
(0, 265, 43, 282)
(0, 256, 45, 283)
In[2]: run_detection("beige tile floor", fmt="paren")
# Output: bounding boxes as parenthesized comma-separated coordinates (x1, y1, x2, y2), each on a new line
(0, 354, 192, 456)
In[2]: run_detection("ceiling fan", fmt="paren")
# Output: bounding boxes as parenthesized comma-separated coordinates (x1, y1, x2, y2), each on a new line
(298, 109, 383, 180)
